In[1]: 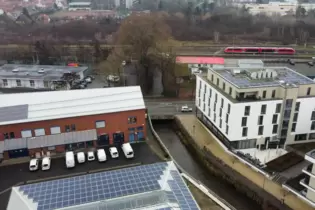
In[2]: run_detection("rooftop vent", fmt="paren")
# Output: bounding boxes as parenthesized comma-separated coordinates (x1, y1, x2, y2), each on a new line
(12, 69, 19, 72)
(249, 69, 278, 80)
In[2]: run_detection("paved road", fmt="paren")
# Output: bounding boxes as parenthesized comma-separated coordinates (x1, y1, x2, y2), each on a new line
(145, 100, 195, 115)
(0, 143, 162, 210)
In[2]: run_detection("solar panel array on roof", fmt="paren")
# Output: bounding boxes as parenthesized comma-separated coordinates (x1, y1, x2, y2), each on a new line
(216, 67, 314, 88)
(16, 162, 200, 210)
(0, 104, 28, 122)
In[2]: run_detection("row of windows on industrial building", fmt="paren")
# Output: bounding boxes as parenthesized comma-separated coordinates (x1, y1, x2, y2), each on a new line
(208, 74, 312, 97)
(2, 116, 138, 140)
(2, 79, 49, 87)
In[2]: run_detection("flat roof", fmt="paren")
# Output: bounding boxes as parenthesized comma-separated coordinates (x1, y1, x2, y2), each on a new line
(7, 161, 200, 210)
(0, 86, 145, 126)
(214, 66, 314, 88)
(176, 56, 225, 65)
(0, 64, 88, 80)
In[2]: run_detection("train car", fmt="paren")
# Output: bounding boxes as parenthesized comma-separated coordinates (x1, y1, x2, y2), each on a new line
(224, 47, 295, 55)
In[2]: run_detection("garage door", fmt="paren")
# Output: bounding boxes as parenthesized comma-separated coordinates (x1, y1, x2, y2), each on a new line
(21, 130, 32, 138)
(97, 134, 109, 146)
(113, 132, 124, 146)
(34, 128, 45, 136)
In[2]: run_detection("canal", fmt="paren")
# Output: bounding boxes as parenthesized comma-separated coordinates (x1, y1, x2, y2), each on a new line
(152, 120, 261, 210)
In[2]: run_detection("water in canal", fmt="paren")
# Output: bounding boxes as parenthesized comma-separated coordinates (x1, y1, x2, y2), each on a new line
(152, 120, 262, 210)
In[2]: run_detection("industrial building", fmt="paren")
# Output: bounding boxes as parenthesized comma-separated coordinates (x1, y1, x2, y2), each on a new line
(195, 64, 315, 150)
(175, 56, 225, 75)
(0, 64, 89, 91)
(7, 161, 200, 210)
(0, 86, 146, 159)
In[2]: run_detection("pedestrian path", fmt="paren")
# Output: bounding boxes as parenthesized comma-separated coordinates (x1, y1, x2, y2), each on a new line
(176, 114, 314, 210)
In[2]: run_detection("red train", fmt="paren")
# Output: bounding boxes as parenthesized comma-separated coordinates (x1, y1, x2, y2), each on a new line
(224, 47, 296, 55)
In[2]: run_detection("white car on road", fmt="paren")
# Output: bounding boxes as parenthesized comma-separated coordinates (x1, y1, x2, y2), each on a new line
(87, 151, 96, 161)
(181, 105, 193, 112)
(109, 147, 119, 159)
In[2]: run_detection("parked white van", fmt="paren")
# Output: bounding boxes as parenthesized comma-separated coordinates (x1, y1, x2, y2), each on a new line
(65, 151, 75, 168)
(77, 152, 85, 163)
(41, 157, 51, 171)
(109, 147, 119, 159)
(97, 149, 106, 162)
(121, 143, 134, 159)
(29, 159, 39, 171)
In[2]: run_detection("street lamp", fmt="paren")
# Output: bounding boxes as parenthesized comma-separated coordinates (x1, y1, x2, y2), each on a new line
(121, 60, 126, 86)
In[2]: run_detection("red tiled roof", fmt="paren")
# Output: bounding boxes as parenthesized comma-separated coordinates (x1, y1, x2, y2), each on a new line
(176, 56, 225, 65)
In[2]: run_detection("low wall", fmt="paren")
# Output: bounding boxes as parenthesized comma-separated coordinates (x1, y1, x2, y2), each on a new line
(147, 114, 236, 210)
(174, 118, 292, 210)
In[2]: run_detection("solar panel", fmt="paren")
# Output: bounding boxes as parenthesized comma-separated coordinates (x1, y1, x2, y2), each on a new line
(17, 162, 200, 210)
(19, 162, 168, 210)
(166, 170, 200, 210)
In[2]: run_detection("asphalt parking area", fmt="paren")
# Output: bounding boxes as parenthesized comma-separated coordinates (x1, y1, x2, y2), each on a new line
(0, 142, 162, 209)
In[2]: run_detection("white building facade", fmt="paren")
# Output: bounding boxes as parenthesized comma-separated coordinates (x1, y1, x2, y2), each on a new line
(0, 64, 88, 91)
(196, 66, 315, 150)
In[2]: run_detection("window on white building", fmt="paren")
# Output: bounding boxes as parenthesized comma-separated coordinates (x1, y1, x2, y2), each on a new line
(311, 111, 315, 121)
(226, 125, 229, 135)
(213, 102, 216, 112)
(291, 123, 296, 132)
(244, 106, 250, 116)
(275, 104, 281, 113)
(208, 97, 210, 106)
(242, 127, 248, 137)
(272, 125, 278, 134)
(219, 108, 222, 117)
(295, 134, 307, 141)
(293, 113, 298, 122)
(309, 133, 315, 140)
(34, 128, 45, 136)
(258, 126, 264, 135)
(226, 113, 229, 123)
(21, 130, 32, 138)
(272, 90, 276, 98)
(261, 104, 267, 114)
(311, 121, 315, 130)
(227, 104, 231, 114)
(241, 117, 247, 127)
(30, 80, 35, 87)
(203, 93, 205, 102)
(258, 115, 263, 125)
(2, 79, 8, 86)
(262, 90, 266, 98)
(219, 119, 222, 128)
(208, 108, 211, 117)
(229, 87, 232, 95)
(211, 74, 214, 82)
(307, 87, 311, 96)
(198, 99, 201, 107)
(295, 102, 300, 112)
(213, 114, 216, 122)
(216, 78, 219, 86)
(222, 83, 225, 91)
(209, 88, 212, 97)
(203, 103, 205, 112)
(272, 114, 278, 124)
(95, 121, 106, 128)
(215, 93, 217, 102)
(221, 98, 224, 108)
(50, 126, 61, 134)
(16, 79, 21, 87)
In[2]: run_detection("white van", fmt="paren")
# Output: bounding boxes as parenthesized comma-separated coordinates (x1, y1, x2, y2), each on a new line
(109, 147, 119, 159)
(29, 159, 39, 171)
(121, 143, 134, 159)
(41, 157, 51, 171)
(77, 152, 85, 163)
(65, 151, 75, 168)
(97, 149, 106, 162)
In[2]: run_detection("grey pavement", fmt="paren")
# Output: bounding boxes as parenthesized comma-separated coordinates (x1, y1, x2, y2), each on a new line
(145, 101, 195, 115)
(0, 143, 162, 210)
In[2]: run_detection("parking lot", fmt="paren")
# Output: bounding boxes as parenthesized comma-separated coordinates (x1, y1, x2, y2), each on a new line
(0, 142, 162, 209)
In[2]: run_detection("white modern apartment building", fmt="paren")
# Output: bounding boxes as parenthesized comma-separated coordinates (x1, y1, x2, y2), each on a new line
(299, 150, 315, 205)
(237, 3, 315, 16)
(195, 65, 315, 150)
(0, 64, 88, 92)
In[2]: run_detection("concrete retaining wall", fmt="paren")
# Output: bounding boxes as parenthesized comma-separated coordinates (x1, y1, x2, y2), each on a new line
(174, 118, 292, 210)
